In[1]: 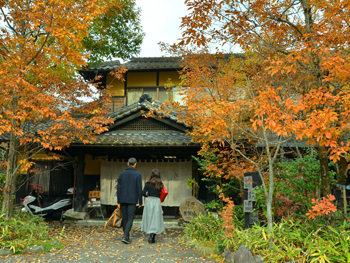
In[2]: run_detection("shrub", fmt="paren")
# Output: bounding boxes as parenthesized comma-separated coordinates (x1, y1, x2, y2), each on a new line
(183, 212, 223, 242)
(184, 209, 350, 262)
(274, 151, 321, 219)
(219, 218, 350, 263)
(306, 194, 337, 220)
(0, 211, 62, 254)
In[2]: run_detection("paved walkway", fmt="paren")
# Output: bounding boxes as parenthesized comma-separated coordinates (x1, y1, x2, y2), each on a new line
(2, 220, 215, 263)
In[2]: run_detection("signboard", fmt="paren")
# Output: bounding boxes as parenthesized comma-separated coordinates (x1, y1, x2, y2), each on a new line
(89, 191, 101, 199)
(179, 197, 205, 222)
(87, 200, 101, 208)
(244, 176, 253, 189)
(87, 190, 103, 218)
(244, 172, 263, 229)
(244, 200, 253, 213)
(247, 189, 255, 201)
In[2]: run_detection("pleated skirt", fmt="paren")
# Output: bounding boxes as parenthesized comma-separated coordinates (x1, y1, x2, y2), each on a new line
(141, 196, 165, 234)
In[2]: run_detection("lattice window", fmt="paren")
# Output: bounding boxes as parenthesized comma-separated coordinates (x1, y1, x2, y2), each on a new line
(116, 117, 174, 131)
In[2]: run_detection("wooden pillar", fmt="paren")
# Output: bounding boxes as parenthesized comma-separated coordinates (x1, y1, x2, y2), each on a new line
(74, 151, 85, 212)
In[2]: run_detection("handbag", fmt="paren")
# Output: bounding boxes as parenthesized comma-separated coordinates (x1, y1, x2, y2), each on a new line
(159, 186, 168, 203)
(104, 207, 123, 230)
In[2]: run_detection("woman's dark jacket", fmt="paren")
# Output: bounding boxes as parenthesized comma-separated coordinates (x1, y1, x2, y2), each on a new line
(142, 182, 163, 198)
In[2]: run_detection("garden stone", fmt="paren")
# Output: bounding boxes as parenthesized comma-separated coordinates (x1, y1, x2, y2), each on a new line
(179, 197, 205, 222)
(216, 245, 225, 254)
(222, 248, 235, 263)
(0, 248, 13, 256)
(22, 245, 44, 254)
(222, 248, 230, 257)
(62, 208, 87, 220)
(234, 245, 253, 263)
(209, 212, 219, 219)
(253, 254, 265, 262)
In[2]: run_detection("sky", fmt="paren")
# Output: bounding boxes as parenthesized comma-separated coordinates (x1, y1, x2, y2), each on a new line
(134, 1, 240, 58)
(135, 0, 188, 57)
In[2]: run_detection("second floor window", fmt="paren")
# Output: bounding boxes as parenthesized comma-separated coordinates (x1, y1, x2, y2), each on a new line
(127, 87, 171, 105)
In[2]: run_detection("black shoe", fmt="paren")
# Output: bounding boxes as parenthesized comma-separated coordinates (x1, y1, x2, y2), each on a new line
(148, 234, 152, 243)
(151, 234, 156, 243)
(122, 237, 130, 244)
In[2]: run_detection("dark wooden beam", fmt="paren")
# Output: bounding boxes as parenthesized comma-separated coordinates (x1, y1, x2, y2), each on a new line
(74, 151, 85, 212)
(65, 146, 200, 162)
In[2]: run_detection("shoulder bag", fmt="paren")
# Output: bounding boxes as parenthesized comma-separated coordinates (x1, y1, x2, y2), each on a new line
(159, 186, 168, 203)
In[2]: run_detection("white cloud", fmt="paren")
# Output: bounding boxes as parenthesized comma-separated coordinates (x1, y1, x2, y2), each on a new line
(134, 0, 241, 58)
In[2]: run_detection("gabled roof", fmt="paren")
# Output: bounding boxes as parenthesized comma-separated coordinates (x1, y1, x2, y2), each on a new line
(79, 95, 198, 147)
(107, 97, 179, 125)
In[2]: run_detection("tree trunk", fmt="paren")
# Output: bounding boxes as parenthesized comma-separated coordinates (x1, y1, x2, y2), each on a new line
(266, 197, 273, 233)
(1, 133, 19, 219)
(318, 145, 331, 197)
(318, 145, 335, 226)
(266, 167, 274, 233)
(337, 157, 348, 185)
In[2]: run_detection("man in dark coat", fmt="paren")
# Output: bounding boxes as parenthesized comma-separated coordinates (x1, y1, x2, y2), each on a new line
(117, 157, 142, 244)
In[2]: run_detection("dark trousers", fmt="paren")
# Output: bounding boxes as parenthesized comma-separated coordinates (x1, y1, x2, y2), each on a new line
(120, 204, 136, 239)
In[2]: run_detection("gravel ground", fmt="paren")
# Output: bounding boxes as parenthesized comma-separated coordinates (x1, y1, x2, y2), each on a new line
(1, 222, 215, 263)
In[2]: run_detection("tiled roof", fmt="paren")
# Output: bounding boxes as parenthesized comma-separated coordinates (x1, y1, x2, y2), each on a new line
(0, 97, 192, 147)
(89, 57, 181, 71)
(122, 57, 181, 70)
(91, 60, 121, 71)
(88, 54, 246, 72)
(107, 97, 181, 124)
(85, 130, 196, 146)
(0, 120, 57, 141)
(88, 97, 196, 146)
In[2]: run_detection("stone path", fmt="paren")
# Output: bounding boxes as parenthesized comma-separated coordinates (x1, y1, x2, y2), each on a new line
(1, 223, 215, 263)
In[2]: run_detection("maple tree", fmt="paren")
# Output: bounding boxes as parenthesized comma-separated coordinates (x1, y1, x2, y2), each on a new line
(164, 0, 350, 229)
(152, 51, 298, 232)
(305, 194, 337, 220)
(217, 186, 236, 238)
(0, 0, 126, 218)
(83, 0, 144, 65)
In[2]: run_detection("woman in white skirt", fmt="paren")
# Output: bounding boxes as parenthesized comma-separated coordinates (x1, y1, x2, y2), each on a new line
(141, 169, 165, 243)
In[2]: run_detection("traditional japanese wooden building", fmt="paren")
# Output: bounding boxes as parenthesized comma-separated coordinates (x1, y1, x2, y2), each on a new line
(70, 57, 205, 215)
(14, 57, 206, 217)
(67, 95, 201, 215)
